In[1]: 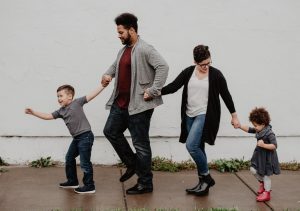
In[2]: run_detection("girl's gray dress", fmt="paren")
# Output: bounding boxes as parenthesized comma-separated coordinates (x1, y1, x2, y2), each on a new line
(248, 125, 280, 176)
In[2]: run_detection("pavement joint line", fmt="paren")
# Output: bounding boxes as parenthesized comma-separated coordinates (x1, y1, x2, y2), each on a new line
(234, 172, 274, 211)
(120, 168, 129, 211)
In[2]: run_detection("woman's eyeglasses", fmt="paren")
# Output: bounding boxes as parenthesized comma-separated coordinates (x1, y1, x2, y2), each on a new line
(198, 61, 212, 68)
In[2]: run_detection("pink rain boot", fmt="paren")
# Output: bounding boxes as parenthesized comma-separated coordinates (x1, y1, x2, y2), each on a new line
(256, 191, 271, 202)
(257, 181, 265, 194)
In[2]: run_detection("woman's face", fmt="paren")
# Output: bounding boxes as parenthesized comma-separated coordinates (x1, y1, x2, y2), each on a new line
(196, 58, 212, 73)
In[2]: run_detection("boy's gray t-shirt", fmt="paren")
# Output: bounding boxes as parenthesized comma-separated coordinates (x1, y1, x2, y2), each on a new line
(52, 96, 91, 137)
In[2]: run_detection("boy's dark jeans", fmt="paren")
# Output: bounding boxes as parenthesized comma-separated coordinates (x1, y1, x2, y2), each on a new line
(104, 103, 154, 187)
(65, 131, 95, 188)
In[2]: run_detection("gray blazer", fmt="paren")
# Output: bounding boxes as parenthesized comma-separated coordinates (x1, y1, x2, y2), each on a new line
(105, 37, 169, 115)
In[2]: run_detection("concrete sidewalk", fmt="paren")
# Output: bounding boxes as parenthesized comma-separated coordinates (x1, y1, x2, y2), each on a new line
(0, 166, 299, 211)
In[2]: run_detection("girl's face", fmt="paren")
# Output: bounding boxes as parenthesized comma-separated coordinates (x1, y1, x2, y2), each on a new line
(252, 122, 265, 132)
(57, 90, 73, 107)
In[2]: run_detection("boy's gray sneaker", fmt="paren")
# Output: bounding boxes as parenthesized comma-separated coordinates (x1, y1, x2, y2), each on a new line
(74, 186, 96, 194)
(59, 181, 79, 189)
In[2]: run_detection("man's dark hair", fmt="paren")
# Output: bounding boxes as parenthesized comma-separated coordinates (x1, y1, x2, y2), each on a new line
(115, 13, 138, 32)
(193, 45, 211, 63)
(57, 84, 75, 98)
(249, 107, 271, 125)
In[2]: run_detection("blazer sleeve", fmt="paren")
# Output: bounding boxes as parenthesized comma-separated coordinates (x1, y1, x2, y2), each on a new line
(105, 48, 125, 78)
(105, 58, 117, 78)
(146, 47, 169, 97)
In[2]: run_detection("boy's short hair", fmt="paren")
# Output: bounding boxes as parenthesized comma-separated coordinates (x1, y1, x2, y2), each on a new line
(249, 107, 271, 125)
(115, 13, 138, 32)
(57, 85, 75, 98)
(193, 45, 211, 63)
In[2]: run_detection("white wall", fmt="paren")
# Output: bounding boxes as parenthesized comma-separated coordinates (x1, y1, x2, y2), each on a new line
(1, 137, 299, 165)
(1, 0, 300, 163)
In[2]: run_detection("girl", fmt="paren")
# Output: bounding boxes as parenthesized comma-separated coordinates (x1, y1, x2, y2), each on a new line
(239, 107, 280, 202)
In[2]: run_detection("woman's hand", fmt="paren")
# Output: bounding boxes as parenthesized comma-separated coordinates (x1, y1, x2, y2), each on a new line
(231, 112, 241, 129)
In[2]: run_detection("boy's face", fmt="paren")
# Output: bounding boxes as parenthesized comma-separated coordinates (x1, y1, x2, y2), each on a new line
(57, 90, 73, 107)
(252, 122, 265, 132)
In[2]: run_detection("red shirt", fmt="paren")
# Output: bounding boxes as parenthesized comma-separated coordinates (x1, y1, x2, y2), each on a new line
(116, 47, 132, 109)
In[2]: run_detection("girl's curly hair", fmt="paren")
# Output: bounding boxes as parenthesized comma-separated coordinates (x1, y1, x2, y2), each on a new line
(249, 107, 271, 125)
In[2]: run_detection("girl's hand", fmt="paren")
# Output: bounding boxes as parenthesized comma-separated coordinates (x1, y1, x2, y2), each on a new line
(257, 139, 265, 147)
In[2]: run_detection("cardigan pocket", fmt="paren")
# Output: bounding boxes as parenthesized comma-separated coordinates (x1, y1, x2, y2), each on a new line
(139, 81, 151, 94)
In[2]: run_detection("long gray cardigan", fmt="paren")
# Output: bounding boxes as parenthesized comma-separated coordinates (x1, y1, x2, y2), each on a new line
(105, 37, 169, 115)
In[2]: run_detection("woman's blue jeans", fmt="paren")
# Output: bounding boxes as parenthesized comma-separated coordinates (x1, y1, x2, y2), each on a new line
(186, 114, 208, 176)
(65, 131, 94, 188)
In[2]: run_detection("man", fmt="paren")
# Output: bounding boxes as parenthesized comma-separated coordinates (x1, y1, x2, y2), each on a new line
(102, 13, 169, 194)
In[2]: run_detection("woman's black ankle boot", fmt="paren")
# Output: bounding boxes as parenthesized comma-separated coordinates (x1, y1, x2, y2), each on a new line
(194, 174, 215, 196)
(185, 176, 203, 194)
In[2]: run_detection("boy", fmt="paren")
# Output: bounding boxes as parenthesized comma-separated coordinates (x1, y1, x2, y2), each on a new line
(25, 83, 104, 194)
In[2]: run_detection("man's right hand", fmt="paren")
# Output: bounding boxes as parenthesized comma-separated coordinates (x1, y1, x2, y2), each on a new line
(101, 75, 112, 87)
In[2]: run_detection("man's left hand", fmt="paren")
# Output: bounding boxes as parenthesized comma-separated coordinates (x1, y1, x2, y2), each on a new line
(143, 90, 153, 101)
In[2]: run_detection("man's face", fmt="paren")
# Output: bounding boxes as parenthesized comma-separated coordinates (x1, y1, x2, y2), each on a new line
(117, 25, 131, 45)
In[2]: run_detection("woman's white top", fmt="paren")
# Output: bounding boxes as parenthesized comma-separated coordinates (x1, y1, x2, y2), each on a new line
(186, 67, 209, 117)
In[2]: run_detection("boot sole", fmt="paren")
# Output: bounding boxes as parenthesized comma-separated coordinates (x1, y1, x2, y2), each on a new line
(194, 180, 215, 196)
(257, 198, 270, 202)
(74, 190, 96, 194)
(59, 185, 79, 189)
(210, 179, 216, 187)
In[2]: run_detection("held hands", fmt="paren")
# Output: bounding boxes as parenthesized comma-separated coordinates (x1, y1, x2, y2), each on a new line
(231, 114, 241, 129)
(101, 75, 112, 87)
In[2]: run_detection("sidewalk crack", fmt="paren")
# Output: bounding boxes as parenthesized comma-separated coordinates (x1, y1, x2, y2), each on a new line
(234, 172, 274, 211)
(120, 168, 128, 211)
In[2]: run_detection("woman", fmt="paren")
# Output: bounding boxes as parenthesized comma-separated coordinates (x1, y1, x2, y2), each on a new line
(161, 45, 240, 196)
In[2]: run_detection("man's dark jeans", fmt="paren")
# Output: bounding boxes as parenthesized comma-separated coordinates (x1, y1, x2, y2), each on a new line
(104, 103, 154, 187)
(65, 131, 95, 188)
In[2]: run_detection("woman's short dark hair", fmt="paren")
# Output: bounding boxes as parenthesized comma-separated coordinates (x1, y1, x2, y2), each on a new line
(115, 13, 138, 32)
(249, 107, 271, 125)
(193, 45, 211, 63)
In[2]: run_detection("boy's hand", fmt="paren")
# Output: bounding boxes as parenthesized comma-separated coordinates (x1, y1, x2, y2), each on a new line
(101, 75, 112, 87)
(25, 108, 33, 115)
(24, 108, 54, 120)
